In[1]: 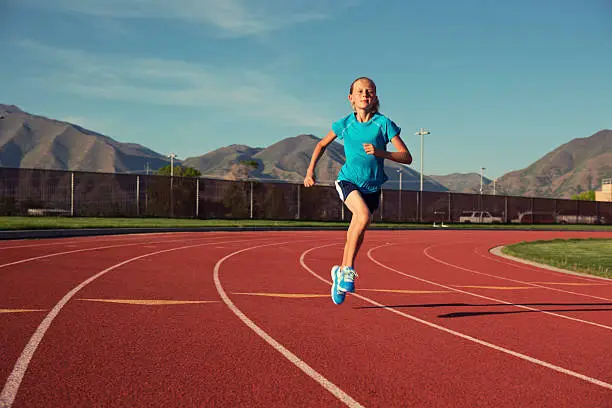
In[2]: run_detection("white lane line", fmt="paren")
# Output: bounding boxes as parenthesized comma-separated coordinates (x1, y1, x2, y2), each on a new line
(411, 244, 612, 329)
(0, 234, 190, 251)
(299, 244, 612, 391)
(213, 242, 364, 408)
(0, 238, 260, 408)
(479, 246, 611, 301)
(378, 245, 612, 330)
(0, 236, 228, 269)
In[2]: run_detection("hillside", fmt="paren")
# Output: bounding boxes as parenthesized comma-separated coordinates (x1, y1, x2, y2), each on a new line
(428, 173, 493, 194)
(1, 104, 610, 198)
(183, 134, 448, 191)
(0, 104, 170, 173)
(495, 130, 612, 198)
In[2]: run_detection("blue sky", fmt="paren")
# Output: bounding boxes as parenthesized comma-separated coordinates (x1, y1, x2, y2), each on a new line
(2, 0, 611, 179)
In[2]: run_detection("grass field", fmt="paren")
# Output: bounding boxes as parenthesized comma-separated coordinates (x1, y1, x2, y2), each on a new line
(1, 216, 612, 231)
(0, 216, 350, 230)
(502, 238, 612, 279)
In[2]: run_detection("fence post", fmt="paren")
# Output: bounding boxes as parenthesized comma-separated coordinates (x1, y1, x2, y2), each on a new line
(70, 172, 75, 216)
(504, 196, 508, 223)
(196, 178, 200, 218)
(398, 188, 402, 222)
(170, 175, 174, 218)
(250, 181, 253, 219)
(136, 176, 140, 216)
(448, 191, 451, 222)
(296, 183, 301, 220)
(380, 189, 384, 221)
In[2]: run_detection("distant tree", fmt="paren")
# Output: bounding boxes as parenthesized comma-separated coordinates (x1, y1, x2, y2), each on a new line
(156, 165, 202, 177)
(181, 167, 202, 178)
(226, 160, 261, 180)
(240, 160, 259, 169)
(571, 190, 595, 201)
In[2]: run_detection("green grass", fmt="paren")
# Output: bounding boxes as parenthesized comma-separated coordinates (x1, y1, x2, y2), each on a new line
(0, 216, 351, 230)
(502, 238, 612, 279)
(0, 216, 611, 231)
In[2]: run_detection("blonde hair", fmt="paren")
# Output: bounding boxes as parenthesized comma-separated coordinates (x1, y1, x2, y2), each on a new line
(349, 77, 380, 113)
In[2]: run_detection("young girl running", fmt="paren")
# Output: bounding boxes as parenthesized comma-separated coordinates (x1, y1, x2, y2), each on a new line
(303, 77, 413, 305)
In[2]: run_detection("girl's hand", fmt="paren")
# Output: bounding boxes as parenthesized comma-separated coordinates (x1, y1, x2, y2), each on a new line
(304, 174, 315, 187)
(363, 143, 377, 155)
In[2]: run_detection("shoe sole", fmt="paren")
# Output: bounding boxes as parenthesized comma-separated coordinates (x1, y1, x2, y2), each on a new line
(330, 266, 346, 305)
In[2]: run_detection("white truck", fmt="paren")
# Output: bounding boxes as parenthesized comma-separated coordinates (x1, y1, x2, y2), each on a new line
(458, 211, 503, 224)
(556, 214, 605, 225)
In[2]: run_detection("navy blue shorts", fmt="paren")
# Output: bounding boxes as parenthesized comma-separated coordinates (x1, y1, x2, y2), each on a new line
(335, 180, 381, 214)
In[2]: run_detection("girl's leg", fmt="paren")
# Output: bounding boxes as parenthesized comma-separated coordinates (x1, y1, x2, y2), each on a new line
(342, 190, 371, 268)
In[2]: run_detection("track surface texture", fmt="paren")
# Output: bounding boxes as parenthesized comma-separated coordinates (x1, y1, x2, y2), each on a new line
(1, 230, 611, 407)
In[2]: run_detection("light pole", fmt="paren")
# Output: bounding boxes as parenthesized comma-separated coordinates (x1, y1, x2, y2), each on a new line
(480, 167, 486, 195)
(168, 153, 176, 177)
(493, 178, 497, 195)
(415, 128, 430, 192)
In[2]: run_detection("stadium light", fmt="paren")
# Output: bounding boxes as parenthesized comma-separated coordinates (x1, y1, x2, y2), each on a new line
(168, 153, 177, 177)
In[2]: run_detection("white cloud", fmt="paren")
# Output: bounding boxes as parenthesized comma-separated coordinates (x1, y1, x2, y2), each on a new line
(18, 40, 330, 128)
(20, 0, 347, 37)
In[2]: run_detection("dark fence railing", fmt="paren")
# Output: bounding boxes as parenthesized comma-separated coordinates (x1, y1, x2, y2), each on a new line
(0, 168, 610, 225)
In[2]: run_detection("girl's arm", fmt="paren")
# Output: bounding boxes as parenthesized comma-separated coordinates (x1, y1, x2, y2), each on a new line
(304, 130, 337, 187)
(363, 134, 413, 164)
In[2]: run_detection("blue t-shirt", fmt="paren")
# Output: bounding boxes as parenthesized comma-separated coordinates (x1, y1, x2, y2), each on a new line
(332, 112, 401, 193)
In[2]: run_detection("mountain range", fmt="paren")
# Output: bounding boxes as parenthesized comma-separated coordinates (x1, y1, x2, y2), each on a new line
(1, 103, 610, 198)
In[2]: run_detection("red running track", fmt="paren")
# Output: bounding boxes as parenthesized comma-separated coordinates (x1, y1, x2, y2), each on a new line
(0, 230, 611, 407)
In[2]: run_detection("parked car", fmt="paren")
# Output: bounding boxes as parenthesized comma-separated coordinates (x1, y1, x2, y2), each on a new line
(555, 213, 607, 225)
(511, 211, 556, 224)
(458, 211, 503, 224)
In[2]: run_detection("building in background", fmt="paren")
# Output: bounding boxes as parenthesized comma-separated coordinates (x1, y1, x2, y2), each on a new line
(596, 178, 612, 202)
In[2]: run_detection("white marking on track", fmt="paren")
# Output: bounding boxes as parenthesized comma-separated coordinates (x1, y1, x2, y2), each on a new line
(414, 244, 612, 328)
(0, 237, 262, 408)
(0, 236, 225, 269)
(299, 243, 612, 391)
(213, 242, 364, 408)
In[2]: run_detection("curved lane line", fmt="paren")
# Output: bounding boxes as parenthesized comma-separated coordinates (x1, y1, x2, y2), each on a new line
(0, 236, 229, 269)
(0, 232, 226, 251)
(0, 238, 261, 408)
(298, 244, 612, 391)
(415, 243, 612, 328)
(478, 246, 611, 300)
(213, 241, 364, 408)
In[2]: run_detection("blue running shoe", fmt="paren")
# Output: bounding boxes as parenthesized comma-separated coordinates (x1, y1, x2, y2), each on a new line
(330, 265, 346, 305)
(338, 266, 357, 293)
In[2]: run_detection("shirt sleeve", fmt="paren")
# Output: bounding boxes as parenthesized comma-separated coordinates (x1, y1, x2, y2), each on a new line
(385, 118, 401, 143)
(332, 118, 346, 140)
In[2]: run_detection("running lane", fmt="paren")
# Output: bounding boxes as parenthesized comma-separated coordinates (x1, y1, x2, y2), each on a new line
(1, 230, 611, 407)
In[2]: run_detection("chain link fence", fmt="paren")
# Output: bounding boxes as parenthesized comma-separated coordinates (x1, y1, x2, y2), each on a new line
(1, 168, 610, 225)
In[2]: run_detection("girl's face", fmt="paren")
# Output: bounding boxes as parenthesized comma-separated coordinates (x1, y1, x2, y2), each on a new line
(349, 79, 377, 111)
